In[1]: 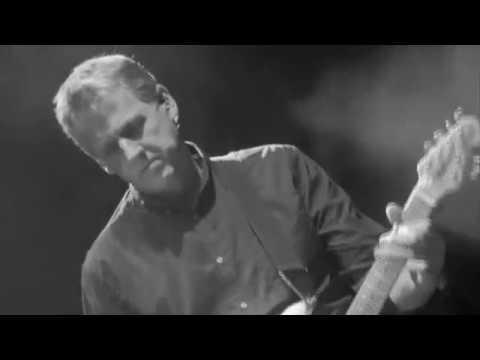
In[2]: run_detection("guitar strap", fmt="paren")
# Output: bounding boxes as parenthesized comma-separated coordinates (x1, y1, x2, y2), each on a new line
(212, 160, 314, 306)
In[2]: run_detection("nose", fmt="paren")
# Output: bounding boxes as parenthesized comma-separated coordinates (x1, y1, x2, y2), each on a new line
(118, 138, 144, 161)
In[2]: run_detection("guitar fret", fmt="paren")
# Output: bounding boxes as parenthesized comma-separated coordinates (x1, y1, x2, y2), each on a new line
(347, 184, 435, 315)
(347, 258, 406, 315)
(346, 116, 480, 315)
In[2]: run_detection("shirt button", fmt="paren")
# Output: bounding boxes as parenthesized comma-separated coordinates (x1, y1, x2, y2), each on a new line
(216, 257, 224, 265)
(240, 302, 248, 310)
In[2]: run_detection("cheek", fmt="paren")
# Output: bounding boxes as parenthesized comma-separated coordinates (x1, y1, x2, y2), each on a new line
(160, 125, 179, 148)
(105, 154, 141, 182)
(147, 116, 179, 146)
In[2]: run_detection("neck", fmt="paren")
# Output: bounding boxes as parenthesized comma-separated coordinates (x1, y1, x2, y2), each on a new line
(136, 142, 208, 215)
(143, 178, 202, 214)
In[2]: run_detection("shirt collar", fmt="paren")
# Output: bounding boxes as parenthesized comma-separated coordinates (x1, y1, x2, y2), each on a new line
(186, 141, 209, 196)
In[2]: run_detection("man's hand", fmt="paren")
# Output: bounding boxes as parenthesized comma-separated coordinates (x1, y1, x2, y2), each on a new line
(376, 203, 446, 313)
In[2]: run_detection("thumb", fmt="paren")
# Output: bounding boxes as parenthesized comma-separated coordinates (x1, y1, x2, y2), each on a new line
(386, 202, 403, 226)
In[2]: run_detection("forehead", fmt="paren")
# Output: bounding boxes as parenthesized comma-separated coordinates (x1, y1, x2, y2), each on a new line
(75, 87, 146, 155)
(96, 87, 143, 126)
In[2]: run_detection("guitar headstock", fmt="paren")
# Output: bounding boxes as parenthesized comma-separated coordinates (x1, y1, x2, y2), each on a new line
(417, 109, 480, 203)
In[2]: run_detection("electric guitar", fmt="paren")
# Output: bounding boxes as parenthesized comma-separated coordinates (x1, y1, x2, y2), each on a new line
(282, 109, 480, 315)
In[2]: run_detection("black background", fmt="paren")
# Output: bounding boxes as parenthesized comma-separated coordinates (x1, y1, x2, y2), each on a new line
(2, 45, 480, 314)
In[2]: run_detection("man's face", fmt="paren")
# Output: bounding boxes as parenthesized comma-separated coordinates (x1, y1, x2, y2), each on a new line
(77, 86, 197, 196)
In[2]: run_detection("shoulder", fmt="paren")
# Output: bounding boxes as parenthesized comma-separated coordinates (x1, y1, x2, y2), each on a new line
(81, 189, 140, 281)
(209, 144, 317, 194)
(211, 144, 302, 165)
(210, 144, 326, 181)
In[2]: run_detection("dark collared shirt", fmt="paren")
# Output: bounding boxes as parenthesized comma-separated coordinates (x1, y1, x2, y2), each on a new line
(81, 144, 386, 315)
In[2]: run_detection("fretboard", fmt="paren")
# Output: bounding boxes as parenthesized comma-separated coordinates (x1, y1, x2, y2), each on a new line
(346, 185, 435, 315)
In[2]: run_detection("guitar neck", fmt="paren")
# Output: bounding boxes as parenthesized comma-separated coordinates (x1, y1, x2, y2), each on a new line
(346, 184, 435, 315)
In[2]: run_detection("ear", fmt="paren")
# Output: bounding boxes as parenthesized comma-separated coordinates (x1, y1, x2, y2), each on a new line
(165, 93, 179, 127)
(157, 85, 179, 127)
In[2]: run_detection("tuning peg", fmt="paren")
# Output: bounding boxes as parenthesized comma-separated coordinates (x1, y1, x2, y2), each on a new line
(445, 120, 453, 130)
(424, 140, 433, 152)
(434, 130, 444, 141)
(474, 155, 480, 166)
(471, 155, 480, 180)
(454, 107, 464, 123)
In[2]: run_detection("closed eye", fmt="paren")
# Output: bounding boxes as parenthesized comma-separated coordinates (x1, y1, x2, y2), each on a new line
(118, 115, 146, 140)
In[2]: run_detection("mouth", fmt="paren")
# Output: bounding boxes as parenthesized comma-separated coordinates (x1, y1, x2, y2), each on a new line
(143, 157, 165, 173)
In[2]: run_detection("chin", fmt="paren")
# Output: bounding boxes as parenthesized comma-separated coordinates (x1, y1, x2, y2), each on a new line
(135, 157, 199, 197)
(141, 173, 185, 196)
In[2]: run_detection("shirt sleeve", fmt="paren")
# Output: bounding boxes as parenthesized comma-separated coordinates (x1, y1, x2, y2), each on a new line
(81, 260, 138, 315)
(289, 146, 386, 292)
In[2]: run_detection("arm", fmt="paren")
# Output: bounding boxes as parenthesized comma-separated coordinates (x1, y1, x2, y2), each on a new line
(289, 147, 447, 314)
(288, 147, 384, 299)
(81, 260, 138, 315)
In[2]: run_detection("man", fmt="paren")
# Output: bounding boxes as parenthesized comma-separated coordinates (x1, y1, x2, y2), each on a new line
(54, 54, 446, 315)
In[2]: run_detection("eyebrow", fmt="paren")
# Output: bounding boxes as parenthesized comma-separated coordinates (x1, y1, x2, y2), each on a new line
(112, 114, 146, 138)
(98, 114, 146, 157)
